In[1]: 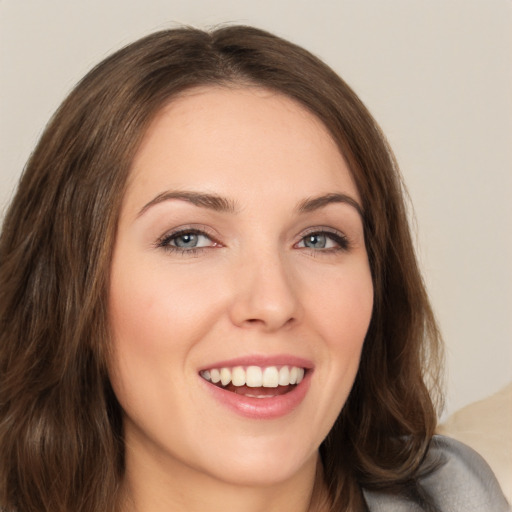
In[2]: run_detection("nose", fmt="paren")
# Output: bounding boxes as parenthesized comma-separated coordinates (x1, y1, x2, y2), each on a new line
(228, 251, 302, 332)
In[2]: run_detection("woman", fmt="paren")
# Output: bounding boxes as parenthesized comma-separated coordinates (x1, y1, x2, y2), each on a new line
(0, 26, 508, 512)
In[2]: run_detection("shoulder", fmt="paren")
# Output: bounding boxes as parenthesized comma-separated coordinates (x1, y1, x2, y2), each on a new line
(363, 435, 510, 512)
(420, 436, 510, 511)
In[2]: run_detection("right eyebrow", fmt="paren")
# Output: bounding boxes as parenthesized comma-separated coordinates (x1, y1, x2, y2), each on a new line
(137, 190, 239, 218)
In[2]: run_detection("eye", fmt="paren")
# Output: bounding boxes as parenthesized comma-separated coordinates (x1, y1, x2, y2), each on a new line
(170, 232, 211, 249)
(157, 228, 218, 253)
(296, 230, 349, 251)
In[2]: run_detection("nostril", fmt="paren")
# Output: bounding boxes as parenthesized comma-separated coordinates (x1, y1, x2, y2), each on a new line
(242, 317, 296, 329)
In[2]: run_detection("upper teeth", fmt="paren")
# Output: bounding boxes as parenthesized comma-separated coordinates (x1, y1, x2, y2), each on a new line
(200, 366, 305, 388)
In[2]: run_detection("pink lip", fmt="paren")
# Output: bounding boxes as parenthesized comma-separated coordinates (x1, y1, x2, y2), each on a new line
(198, 355, 314, 420)
(199, 354, 314, 372)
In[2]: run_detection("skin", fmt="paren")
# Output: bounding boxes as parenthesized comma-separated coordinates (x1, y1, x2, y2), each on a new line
(108, 86, 374, 512)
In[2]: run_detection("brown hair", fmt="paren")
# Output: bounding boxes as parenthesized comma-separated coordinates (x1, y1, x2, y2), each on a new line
(0, 26, 443, 512)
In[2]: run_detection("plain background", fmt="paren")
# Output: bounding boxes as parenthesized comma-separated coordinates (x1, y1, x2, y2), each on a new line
(0, 0, 511, 418)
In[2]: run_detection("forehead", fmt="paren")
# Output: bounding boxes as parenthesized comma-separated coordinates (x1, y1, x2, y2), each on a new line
(124, 85, 360, 213)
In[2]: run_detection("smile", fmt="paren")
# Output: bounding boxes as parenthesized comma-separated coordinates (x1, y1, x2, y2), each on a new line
(198, 358, 313, 419)
(200, 365, 305, 393)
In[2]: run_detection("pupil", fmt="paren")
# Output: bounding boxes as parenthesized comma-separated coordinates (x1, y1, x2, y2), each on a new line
(176, 233, 197, 248)
(306, 234, 326, 248)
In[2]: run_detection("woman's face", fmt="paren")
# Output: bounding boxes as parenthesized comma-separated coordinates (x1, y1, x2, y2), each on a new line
(108, 87, 373, 488)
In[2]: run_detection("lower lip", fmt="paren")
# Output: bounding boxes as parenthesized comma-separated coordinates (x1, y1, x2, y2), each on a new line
(201, 372, 312, 419)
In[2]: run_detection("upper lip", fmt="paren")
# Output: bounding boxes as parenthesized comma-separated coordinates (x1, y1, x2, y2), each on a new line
(199, 354, 314, 372)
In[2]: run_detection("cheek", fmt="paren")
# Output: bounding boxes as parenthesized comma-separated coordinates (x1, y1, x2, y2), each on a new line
(106, 255, 237, 420)
(108, 256, 221, 353)
(304, 261, 373, 391)
(106, 258, 227, 443)
(308, 261, 373, 345)
(288, 261, 373, 444)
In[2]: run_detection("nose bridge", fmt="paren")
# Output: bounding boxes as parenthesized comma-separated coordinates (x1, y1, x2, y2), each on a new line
(229, 245, 301, 331)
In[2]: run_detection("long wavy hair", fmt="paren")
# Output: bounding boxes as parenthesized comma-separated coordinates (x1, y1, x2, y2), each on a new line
(0, 25, 443, 512)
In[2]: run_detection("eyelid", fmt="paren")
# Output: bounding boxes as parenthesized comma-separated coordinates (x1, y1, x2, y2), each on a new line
(155, 224, 221, 251)
(299, 226, 344, 236)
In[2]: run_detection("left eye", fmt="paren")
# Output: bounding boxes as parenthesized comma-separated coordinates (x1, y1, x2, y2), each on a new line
(165, 231, 213, 249)
(297, 232, 346, 250)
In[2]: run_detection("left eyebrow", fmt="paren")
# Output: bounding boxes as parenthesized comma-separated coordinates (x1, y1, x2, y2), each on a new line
(296, 193, 364, 219)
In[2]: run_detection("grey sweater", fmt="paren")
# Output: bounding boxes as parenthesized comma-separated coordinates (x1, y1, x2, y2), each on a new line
(363, 436, 510, 511)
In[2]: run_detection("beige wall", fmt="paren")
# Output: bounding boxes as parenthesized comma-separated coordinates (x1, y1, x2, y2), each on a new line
(1, 0, 510, 417)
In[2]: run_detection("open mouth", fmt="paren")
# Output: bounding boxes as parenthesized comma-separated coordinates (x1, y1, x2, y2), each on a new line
(200, 365, 306, 398)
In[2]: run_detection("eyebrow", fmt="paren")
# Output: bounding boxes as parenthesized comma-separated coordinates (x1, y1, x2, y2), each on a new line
(297, 193, 364, 218)
(138, 190, 363, 219)
(138, 191, 239, 217)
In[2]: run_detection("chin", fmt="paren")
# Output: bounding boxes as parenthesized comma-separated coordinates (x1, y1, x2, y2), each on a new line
(190, 429, 320, 487)
(207, 453, 317, 488)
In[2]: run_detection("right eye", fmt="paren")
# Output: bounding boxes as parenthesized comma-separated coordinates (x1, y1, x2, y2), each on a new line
(168, 231, 212, 249)
(157, 228, 219, 254)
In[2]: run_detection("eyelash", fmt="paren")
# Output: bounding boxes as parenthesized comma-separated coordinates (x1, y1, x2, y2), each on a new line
(156, 227, 218, 256)
(155, 227, 350, 256)
(297, 228, 350, 253)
